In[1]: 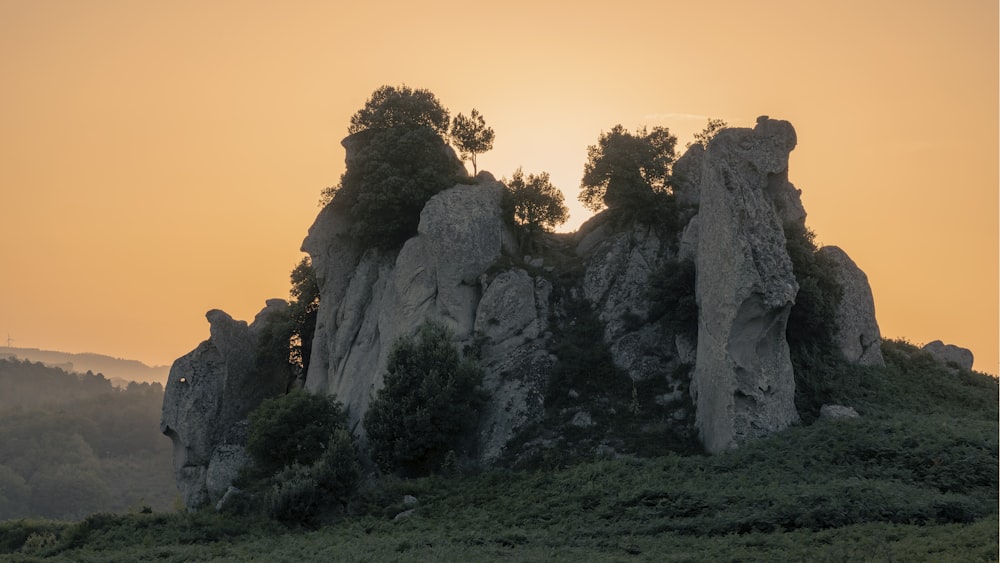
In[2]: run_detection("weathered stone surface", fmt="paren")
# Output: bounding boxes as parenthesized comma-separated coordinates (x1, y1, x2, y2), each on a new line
(577, 218, 686, 382)
(922, 340, 974, 371)
(160, 300, 292, 509)
(304, 179, 548, 462)
(819, 404, 860, 420)
(816, 246, 884, 366)
(692, 116, 801, 454)
(474, 268, 553, 464)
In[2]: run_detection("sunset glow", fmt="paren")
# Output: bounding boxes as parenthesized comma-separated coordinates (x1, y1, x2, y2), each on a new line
(1, 1, 996, 373)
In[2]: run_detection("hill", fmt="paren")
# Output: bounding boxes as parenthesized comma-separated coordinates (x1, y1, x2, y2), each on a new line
(1, 339, 995, 560)
(0, 359, 176, 521)
(0, 347, 169, 386)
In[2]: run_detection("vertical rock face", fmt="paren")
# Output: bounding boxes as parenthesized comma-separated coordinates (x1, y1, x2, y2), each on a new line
(160, 300, 293, 509)
(693, 117, 801, 454)
(816, 246, 884, 366)
(303, 175, 550, 462)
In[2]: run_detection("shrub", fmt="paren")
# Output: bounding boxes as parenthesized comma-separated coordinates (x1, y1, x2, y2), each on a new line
(364, 323, 485, 476)
(245, 390, 351, 479)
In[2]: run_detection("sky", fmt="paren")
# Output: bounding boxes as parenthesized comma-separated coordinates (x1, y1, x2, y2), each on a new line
(1, 0, 996, 374)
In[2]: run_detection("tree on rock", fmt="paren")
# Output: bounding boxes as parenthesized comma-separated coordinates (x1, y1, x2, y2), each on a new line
(579, 125, 677, 212)
(502, 167, 568, 234)
(330, 85, 463, 249)
(347, 85, 450, 135)
(689, 118, 728, 148)
(450, 108, 495, 175)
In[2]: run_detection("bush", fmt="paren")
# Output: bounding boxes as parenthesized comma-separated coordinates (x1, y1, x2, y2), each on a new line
(246, 390, 351, 479)
(364, 323, 485, 477)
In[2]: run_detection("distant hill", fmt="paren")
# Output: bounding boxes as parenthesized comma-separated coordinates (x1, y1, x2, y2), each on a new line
(0, 347, 169, 385)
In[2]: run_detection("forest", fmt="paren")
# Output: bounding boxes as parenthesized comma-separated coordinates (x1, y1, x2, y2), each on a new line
(0, 359, 175, 521)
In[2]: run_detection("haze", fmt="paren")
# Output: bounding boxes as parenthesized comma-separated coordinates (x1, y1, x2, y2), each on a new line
(1, 1, 996, 373)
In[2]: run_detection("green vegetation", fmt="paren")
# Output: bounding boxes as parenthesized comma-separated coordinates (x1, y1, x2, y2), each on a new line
(4, 343, 994, 559)
(328, 85, 463, 249)
(450, 108, 495, 175)
(647, 258, 698, 343)
(347, 85, 450, 136)
(579, 124, 677, 213)
(288, 257, 320, 375)
(688, 117, 728, 148)
(0, 359, 174, 521)
(364, 322, 485, 477)
(783, 223, 851, 421)
(238, 390, 360, 525)
(501, 167, 569, 235)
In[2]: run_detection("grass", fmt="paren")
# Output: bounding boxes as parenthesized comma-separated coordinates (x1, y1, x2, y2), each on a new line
(2, 340, 996, 561)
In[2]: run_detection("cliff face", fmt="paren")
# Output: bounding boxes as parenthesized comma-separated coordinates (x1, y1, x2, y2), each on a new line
(163, 116, 892, 508)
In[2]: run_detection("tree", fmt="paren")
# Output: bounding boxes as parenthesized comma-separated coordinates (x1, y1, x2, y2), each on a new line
(689, 118, 728, 148)
(245, 390, 352, 479)
(364, 322, 484, 476)
(450, 108, 495, 175)
(347, 85, 450, 135)
(289, 257, 320, 375)
(331, 86, 463, 249)
(502, 167, 568, 234)
(579, 124, 677, 212)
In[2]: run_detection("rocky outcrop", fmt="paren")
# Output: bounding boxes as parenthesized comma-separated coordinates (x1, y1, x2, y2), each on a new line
(922, 340, 974, 371)
(303, 174, 549, 463)
(816, 246, 884, 366)
(160, 301, 293, 509)
(692, 117, 802, 454)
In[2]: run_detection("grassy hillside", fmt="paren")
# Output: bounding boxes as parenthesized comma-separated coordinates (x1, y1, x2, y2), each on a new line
(2, 339, 996, 561)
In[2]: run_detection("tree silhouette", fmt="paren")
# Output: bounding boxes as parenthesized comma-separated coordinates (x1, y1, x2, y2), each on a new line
(450, 108, 495, 175)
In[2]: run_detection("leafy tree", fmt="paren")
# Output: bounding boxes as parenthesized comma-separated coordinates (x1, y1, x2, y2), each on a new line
(450, 108, 495, 175)
(579, 124, 677, 212)
(364, 322, 484, 476)
(502, 167, 569, 234)
(331, 87, 463, 249)
(288, 257, 320, 375)
(347, 85, 450, 135)
(245, 390, 352, 479)
(689, 118, 728, 148)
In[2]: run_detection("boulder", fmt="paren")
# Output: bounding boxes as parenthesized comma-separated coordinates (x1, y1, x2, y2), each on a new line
(819, 404, 860, 420)
(692, 116, 801, 454)
(922, 340, 974, 371)
(816, 246, 884, 366)
(160, 300, 293, 509)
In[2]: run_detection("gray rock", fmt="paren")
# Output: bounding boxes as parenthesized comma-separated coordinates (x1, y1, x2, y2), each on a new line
(303, 179, 550, 463)
(393, 509, 415, 522)
(816, 246, 884, 366)
(922, 340, 974, 371)
(692, 116, 801, 454)
(570, 411, 594, 428)
(160, 301, 292, 509)
(304, 181, 508, 430)
(403, 495, 418, 507)
(819, 404, 860, 420)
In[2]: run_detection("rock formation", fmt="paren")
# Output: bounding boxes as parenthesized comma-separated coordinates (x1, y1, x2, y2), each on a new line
(922, 340, 974, 371)
(691, 117, 802, 454)
(160, 300, 292, 509)
(163, 114, 902, 496)
(816, 246, 885, 366)
(303, 172, 551, 464)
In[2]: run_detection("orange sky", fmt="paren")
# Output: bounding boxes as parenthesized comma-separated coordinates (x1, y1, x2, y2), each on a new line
(1, 1, 996, 374)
